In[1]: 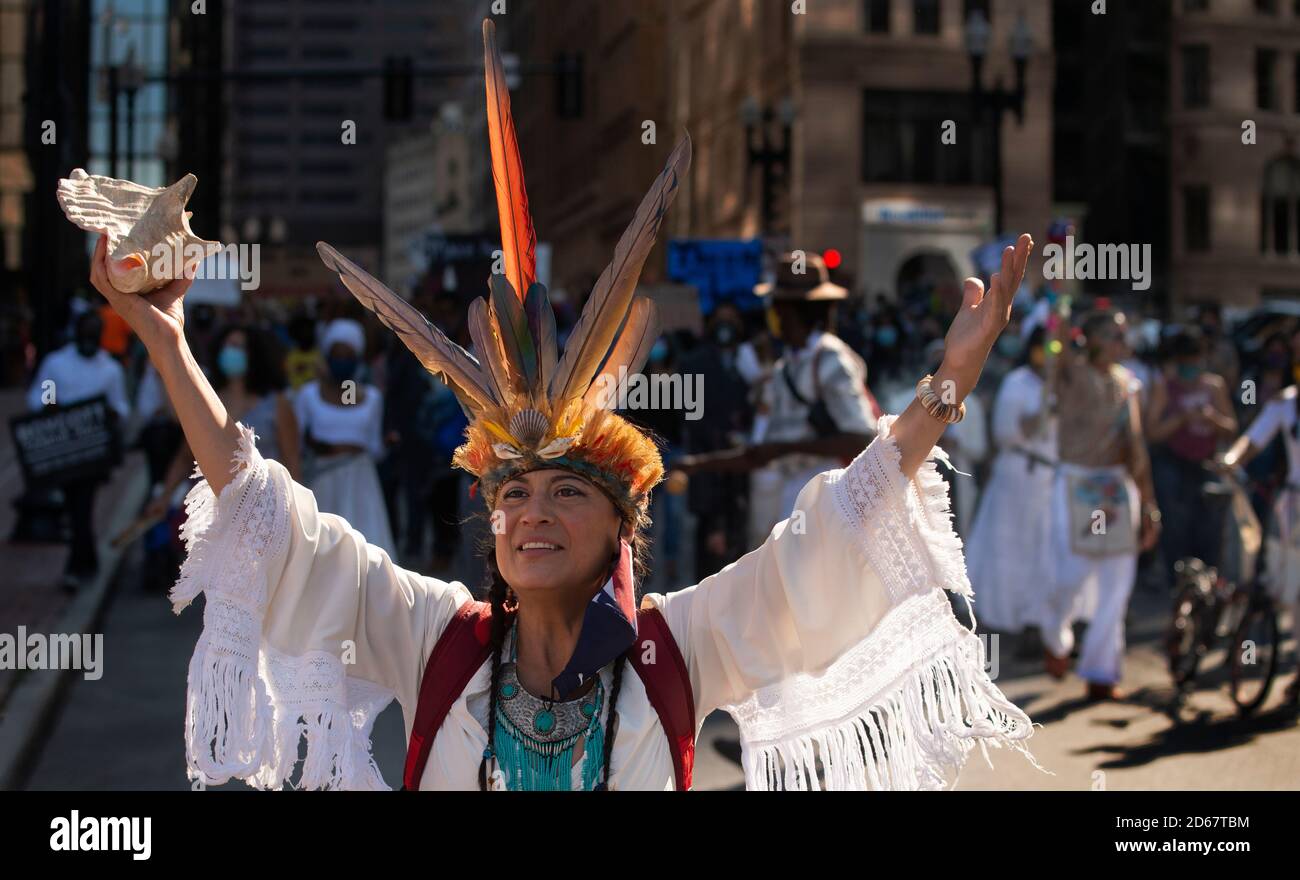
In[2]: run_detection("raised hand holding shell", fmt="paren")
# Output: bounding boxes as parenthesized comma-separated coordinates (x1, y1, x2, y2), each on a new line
(56, 168, 222, 293)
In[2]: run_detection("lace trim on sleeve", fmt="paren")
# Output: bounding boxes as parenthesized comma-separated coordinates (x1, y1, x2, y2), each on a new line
(726, 590, 1042, 790)
(828, 413, 971, 605)
(721, 413, 1043, 790)
(173, 422, 392, 790)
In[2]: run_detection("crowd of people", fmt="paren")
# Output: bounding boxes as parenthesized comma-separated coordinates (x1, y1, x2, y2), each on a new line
(20, 261, 1300, 709)
(966, 300, 1300, 706)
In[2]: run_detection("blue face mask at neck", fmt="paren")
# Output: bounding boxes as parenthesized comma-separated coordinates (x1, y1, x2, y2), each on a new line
(218, 346, 249, 379)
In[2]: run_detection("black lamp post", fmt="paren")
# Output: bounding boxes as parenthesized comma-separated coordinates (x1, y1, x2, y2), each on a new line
(965, 10, 1033, 237)
(120, 45, 143, 180)
(103, 34, 143, 179)
(741, 96, 796, 235)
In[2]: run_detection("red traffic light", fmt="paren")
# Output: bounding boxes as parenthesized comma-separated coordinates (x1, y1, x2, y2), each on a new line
(822, 248, 842, 270)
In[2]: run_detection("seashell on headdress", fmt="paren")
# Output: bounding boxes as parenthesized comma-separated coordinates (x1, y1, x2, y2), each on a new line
(315, 19, 691, 524)
(57, 168, 222, 293)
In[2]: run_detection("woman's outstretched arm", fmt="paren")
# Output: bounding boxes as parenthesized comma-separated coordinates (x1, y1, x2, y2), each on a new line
(88, 234, 244, 495)
(891, 234, 1034, 478)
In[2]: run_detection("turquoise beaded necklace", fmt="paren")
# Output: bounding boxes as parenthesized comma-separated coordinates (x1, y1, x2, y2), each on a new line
(487, 622, 607, 791)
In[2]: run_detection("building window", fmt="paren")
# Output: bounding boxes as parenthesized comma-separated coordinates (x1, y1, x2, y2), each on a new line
(1184, 185, 1211, 253)
(1261, 157, 1300, 255)
(1257, 49, 1278, 109)
(88, 0, 170, 186)
(913, 0, 939, 34)
(1256, 0, 1278, 13)
(862, 90, 993, 185)
(865, 0, 890, 32)
(1182, 45, 1210, 108)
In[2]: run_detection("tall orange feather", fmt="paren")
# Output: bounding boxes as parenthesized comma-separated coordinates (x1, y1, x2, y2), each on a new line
(483, 19, 536, 304)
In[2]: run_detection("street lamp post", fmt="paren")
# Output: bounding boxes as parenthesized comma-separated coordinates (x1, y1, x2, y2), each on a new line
(121, 45, 143, 180)
(742, 96, 796, 235)
(965, 11, 1032, 237)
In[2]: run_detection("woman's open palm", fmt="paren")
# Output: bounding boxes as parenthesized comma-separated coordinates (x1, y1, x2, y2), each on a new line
(943, 233, 1033, 371)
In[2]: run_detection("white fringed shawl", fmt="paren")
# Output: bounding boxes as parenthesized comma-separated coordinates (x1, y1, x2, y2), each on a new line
(719, 415, 1041, 790)
(171, 424, 392, 790)
(169, 417, 1040, 790)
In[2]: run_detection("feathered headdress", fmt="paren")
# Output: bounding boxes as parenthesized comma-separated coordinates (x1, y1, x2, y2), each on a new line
(316, 19, 691, 526)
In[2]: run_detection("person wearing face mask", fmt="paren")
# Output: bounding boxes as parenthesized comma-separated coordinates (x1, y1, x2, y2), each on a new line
(292, 317, 396, 558)
(678, 253, 878, 549)
(677, 305, 755, 579)
(143, 325, 302, 520)
(620, 333, 687, 586)
(1146, 328, 1237, 588)
(867, 304, 904, 385)
(26, 310, 131, 590)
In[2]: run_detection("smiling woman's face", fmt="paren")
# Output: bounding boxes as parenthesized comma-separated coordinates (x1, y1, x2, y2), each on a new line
(494, 469, 624, 597)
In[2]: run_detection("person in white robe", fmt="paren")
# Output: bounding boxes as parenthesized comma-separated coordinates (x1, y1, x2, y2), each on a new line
(746, 253, 877, 547)
(1222, 385, 1300, 704)
(293, 318, 396, 559)
(966, 329, 1056, 634)
(83, 21, 1044, 790)
(86, 226, 1046, 791)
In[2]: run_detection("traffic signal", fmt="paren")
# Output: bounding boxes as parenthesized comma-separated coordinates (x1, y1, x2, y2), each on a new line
(383, 56, 414, 121)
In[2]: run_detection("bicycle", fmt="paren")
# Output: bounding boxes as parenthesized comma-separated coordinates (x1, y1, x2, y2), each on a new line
(1165, 466, 1280, 717)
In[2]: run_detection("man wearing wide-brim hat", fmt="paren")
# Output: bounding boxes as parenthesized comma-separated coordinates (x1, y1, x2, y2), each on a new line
(675, 251, 877, 544)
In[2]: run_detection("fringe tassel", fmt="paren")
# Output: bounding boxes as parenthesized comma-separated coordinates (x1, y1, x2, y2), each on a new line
(183, 633, 276, 787)
(910, 443, 974, 600)
(173, 422, 392, 790)
(739, 631, 1046, 791)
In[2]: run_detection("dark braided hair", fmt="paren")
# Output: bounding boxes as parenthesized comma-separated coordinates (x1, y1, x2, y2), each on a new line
(477, 564, 512, 791)
(595, 654, 628, 790)
(475, 521, 643, 791)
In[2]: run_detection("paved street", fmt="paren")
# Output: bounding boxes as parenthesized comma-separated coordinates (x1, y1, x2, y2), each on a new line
(16, 547, 1300, 790)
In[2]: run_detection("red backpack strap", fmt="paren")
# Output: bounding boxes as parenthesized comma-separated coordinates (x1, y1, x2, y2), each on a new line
(402, 600, 493, 790)
(628, 605, 696, 791)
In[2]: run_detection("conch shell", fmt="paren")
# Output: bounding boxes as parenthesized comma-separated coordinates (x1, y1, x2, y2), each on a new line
(56, 168, 222, 293)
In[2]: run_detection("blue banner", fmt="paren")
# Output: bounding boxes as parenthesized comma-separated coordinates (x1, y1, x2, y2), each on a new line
(667, 238, 765, 315)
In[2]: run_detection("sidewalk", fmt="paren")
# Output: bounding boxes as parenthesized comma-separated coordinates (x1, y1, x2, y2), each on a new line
(0, 388, 148, 710)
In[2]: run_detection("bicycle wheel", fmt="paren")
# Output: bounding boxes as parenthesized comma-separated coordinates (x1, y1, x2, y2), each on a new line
(1167, 583, 1208, 689)
(1229, 599, 1280, 717)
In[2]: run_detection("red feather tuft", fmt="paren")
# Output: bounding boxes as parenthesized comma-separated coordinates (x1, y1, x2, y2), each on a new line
(483, 20, 536, 303)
